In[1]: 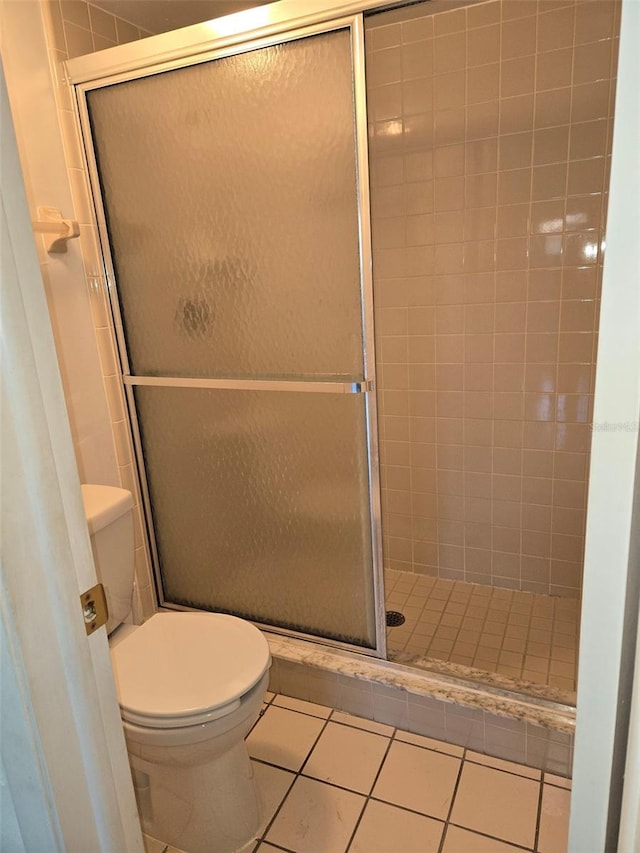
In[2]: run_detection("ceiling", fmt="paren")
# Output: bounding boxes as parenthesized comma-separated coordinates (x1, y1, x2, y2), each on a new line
(91, 0, 275, 35)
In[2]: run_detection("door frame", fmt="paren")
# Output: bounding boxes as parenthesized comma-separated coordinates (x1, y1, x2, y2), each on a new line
(0, 62, 143, 852)
(569, 0, 640, 849)
(2, 0, 639, 848)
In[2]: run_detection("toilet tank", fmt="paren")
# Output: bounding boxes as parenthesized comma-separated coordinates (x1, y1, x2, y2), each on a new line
(81, 485, 135, 634)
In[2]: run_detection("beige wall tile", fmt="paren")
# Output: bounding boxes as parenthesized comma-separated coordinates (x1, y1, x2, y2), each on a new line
(435, 32, 466, 74)
(502, 16, 537, 59)
(501, 55, 536, 97)
(468, 24, 501, 67)
(537, 6, 575, 53)
(571, 80, 610, 122)
(467, 100, 500, 140)
(573, 39, 612, 85)
(366, 0, 617, 596)
(569, 118, 608, 161)
(468, 63, 500, 104)
(499, 132, 533, 170)
(567, 159, 606, 196)
(434, 70, 466, 110)
(533, 125, 570, 166)
(536, 47, 573, 91)
(64, 20, 93, 57)
(402, 40, 433, 80)
(503, 0, 538, 20)
(468, 2, 500, 28)
(574, 0, 617, 44)
(500, 94, 535, 135)
(535, 88, 572, 128)
(529, 268, 562, 301)
(114, 17, 140, 44)
(402, 16, 432, 43)
(88, 4, 116, 40)
(60, 0, 89, 28)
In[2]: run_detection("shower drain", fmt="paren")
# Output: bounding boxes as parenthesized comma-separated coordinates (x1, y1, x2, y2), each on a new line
(386, 610, 406, 627)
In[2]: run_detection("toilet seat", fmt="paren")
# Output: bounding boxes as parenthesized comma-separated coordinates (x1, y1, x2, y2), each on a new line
(110, 612, 271, 729)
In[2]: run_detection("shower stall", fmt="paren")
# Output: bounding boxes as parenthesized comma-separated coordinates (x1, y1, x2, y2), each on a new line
(69, 0, 620, 710)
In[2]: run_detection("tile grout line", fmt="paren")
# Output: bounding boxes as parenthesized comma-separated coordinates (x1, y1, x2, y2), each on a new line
(255, 710, 334, 846)
(343, 726, 398, 852)
(436, 743, 466, 853)
(445, 820, 536, 852)
(252, 839, 294, 853)
(533, 770, 546, 852)
(251, 744, 544, 799)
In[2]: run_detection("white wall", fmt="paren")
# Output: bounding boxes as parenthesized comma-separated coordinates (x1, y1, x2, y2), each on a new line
(1, 1, 118, 487)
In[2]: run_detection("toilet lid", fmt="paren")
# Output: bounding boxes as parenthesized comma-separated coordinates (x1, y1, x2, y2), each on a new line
(110, 612, 271, 728)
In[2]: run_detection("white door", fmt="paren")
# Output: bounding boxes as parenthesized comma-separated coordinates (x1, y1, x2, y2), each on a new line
(0, 65, 143, 853)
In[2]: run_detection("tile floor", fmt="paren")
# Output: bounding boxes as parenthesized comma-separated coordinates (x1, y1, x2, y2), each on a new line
(144, 692, 571, 853)
(385, 570, 579, 699)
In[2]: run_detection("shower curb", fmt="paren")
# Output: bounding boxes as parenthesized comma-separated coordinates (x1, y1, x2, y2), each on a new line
(266, 633, 575, 777)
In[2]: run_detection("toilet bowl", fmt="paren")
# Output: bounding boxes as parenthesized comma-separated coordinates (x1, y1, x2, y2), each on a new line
(81, 485, 271, 853)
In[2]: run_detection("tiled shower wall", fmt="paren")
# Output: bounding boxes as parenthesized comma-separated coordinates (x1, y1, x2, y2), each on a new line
(47, 0, 152, 58)
(367, 0, 620, 598)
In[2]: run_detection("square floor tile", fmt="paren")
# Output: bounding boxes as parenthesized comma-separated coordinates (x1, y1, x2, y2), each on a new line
(251, 760, 294, 835)
(396, 729, 464, 757)
(265, 776, 364, 853)
(246, 706, 325, 771)
(538, 783, 570, 853)
(350, 798, 444, 853)
(303, 721, 389, 794)
(372, 740, 461, 819)
(465, 750, 540, 780)
(273, 695, 332, 718)
(544, 773, 572, 790)
(442, 825, 526, 852)
(450, 762, 540, 848)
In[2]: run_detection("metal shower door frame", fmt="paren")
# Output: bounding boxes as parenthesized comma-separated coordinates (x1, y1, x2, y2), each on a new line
(72, 13, 387, 658)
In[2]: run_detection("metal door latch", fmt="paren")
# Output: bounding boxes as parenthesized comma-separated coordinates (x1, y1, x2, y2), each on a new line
(80, 583, 108, 635)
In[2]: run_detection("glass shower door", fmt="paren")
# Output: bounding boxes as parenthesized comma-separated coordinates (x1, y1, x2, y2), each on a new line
(80, 19, 385, 652)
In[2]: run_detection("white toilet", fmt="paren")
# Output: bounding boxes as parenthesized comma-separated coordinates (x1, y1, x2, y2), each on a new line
(81, 484, 271, 853)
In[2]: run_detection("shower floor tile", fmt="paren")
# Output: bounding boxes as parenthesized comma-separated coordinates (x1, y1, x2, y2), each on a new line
(384, 569, 579, 703)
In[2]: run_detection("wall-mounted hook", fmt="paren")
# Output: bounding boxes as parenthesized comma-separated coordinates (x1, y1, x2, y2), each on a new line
(32, 206, 80, 254)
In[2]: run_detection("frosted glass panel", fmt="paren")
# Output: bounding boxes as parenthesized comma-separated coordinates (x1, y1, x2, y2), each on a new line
(135, 387, 376, 647)
(88, 30, 363, 380)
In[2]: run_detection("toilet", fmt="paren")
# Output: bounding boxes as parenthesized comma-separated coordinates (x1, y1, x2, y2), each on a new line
(81, 484, 271, 853)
